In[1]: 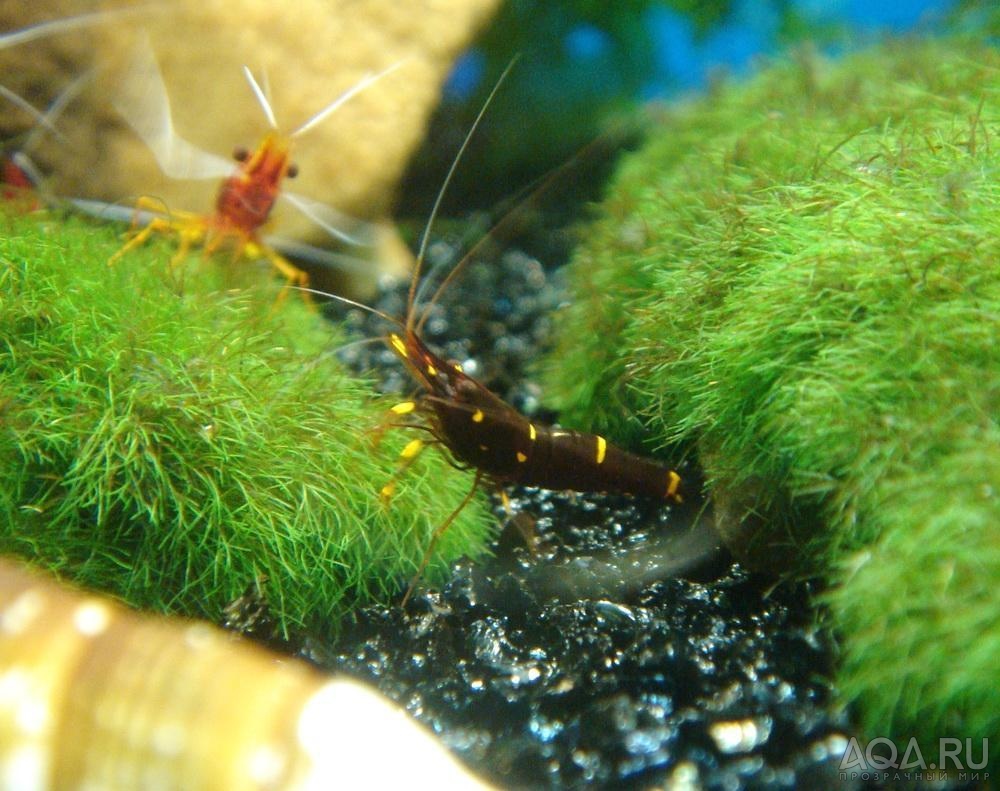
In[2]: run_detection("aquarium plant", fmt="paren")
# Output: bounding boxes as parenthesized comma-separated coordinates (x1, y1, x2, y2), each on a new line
(0, 210, 493, 638)
(544, 36, 1000, 767)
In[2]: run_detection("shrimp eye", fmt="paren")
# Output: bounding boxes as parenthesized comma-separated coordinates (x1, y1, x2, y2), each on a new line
(232, 146, 249, 163)
(286, 163, 299, 179)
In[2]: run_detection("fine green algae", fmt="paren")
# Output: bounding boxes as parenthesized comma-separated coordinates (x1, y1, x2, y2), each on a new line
(0, 209, 493, 638)
(544, 38, 1000, 766)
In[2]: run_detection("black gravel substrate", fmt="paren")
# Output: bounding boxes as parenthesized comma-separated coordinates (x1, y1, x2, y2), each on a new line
(308, 490, 853, 790)
(305, 234, 872, 790)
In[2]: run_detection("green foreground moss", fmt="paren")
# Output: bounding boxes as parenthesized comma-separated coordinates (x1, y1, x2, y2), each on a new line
(544, 38, 1000, 764)
(0, 210, 493, 637)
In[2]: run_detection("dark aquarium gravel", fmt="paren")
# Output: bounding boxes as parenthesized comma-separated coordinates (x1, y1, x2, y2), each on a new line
(308, 487, 854, 790)
(300, 231, 886, 790)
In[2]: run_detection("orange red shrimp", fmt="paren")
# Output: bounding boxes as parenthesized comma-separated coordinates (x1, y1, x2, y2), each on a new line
(108, 37, 402, 302)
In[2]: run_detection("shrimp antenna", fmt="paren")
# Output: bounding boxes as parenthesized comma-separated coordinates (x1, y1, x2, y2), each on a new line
(242, 66, 278, 129)
(259, 68, 273, 111)
(334, 336, 391, 356)
(0, 85, 55, 137)
(407, 56, 519, 332)
(21, 68, 95, 151)
(289, 286, 403, 328)
(2, 69, 96, 194)
(281, 192, 367, 245)
(416, 124, 623, 334)
(0, 6, 156, 50)
(290, 60, 407, 139)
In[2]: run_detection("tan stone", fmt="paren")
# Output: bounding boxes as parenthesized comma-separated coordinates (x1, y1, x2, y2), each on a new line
(0, 0, 499, 278)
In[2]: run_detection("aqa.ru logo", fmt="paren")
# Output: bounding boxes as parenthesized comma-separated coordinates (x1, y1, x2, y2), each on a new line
(839, 737, 989, 782)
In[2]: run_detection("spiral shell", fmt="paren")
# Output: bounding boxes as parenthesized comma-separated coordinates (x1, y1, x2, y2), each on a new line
(0, 558, 488, 790)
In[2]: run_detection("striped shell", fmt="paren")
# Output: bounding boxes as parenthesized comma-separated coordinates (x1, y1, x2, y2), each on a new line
(0, 558, 488, 790)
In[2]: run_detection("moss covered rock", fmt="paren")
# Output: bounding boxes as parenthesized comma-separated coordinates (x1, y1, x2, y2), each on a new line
(0, 209, 493, 637)
(543, 37, 1000, 766)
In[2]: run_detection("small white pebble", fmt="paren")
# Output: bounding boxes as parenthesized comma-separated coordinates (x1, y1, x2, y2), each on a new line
(709, 717, 771, 754)
(668, 760, 701, 791)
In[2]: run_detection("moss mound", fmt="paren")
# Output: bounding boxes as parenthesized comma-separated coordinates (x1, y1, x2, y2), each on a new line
(543, 38, 1000, 765)
(0, 209, 493, 637)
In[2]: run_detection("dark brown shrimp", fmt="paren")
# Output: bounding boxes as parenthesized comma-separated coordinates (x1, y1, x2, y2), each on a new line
(387, 329, 682, 502)
(310, 61, 683, 603)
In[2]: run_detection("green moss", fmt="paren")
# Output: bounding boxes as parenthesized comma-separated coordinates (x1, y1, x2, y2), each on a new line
(543, 38, 1000, 764)
(0, 209, 493, 637)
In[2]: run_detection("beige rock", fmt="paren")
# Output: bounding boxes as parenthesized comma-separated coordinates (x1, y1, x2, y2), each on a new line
(0, 0, 499, 280)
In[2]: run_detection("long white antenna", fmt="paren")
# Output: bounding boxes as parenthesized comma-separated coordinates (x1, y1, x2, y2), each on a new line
(21, 69, 94, 151)
(0, 7, 153, 50)
(289, 286, 402, 326)
(290, 60, 406, 139)
(241, 66, 278, 129)
(281, 192, 368, 246)
(407, 57, 518, 330)
(0, 85, 55, 136)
